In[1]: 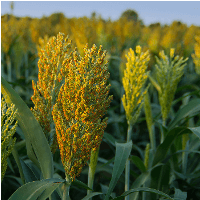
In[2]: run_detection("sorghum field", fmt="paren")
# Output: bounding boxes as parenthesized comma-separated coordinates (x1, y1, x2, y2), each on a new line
(1, 10, 200, 200)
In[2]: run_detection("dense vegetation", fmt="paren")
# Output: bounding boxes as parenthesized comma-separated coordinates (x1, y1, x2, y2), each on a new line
(1, 9, 200, 200)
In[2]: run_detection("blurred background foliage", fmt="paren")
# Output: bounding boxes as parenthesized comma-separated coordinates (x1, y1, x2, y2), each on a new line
(1, 7, 200, 200)
(1, 10, 200, 105)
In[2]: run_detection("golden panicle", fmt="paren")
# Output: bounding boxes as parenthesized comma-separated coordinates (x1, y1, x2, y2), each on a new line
(52, 44, 112, 181)
(122, 45, 150, 126)
(1, 96, 17, 181)
(31, 32, 71, 153)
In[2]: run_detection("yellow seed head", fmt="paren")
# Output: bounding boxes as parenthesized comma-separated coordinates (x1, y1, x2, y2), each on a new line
(122, 46, 150, 126)
(52, 43, 112, 181)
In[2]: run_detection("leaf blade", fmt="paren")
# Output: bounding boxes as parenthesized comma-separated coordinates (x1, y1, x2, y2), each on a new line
(168, 98, 200, 130)
(8, 179, 65, 200)
(1, 77, 53, 179)
(104, 141, 133, 200)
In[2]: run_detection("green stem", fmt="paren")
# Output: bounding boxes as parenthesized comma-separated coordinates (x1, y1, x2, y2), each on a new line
(63, 176, 71, 200)
(149, 125, 156, 152)
(144, 92, 156, 152)
(125, 124, 132, 200)
(162, 119, 166, 127)
(87, 147, 100, 198)
(12, 146, 25, 184)
(161, 120, 166, 143)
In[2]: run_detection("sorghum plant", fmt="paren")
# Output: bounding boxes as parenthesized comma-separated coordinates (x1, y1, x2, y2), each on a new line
(154, 48, 188, 126)
(1, 96, 17, 181)
(52, 44, 112, 182)
(122, 46, 150, 127)
(122, 46, 150, 199)
(31, 32, 112, 198)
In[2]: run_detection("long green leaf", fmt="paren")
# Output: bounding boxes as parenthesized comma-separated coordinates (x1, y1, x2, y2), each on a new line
(129, 171, 150, 200)
(130, 155, 146, 173)
(150, 164, 170, 199)
(152, 127, 190, 166)
(81, 192, 103, 200)
(129, 163, 164, 200)
(168, 98, 200, 130)
(1, 77, 53, 179)
(19, 158, 38, 183)
(37, 183, 62, 200)
(72, 179, 93, 191)
(112, 187, 173, 200)
(104, 141, 133, 200)
(8, 178, 65, 200)
(104, 132, 117, 147)
(5, 175, 23, 186)
(12, 146, 26, 184)
(164, 149, 200, 165)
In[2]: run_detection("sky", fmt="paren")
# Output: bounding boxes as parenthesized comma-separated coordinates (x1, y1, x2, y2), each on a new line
(1, 1, 200, 26)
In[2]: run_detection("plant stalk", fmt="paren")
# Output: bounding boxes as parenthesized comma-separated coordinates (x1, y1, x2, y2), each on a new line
(125, 124, 132, 200)
(149, 125, 156, 152)
(161, 120, 166, 143)
(87, 147, 100, 198)
(63, 176, 71, 200)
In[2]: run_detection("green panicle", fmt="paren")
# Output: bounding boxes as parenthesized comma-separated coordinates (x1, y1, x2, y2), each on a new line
(1, 96, 17, 181)
(155, 49, 188, 125)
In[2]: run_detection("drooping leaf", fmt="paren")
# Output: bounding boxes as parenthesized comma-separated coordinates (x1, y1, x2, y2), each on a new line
(19, 158, 38, 183)
(104, 141, 133, 200)
(1, 77, 53, 179)
(37, 182, 63, 200)
(5, 175, 23, 186)
(98, 157, 114, 168)
(81, 192, 103, 200)
(72, 179, 93, 191)
(103, 132, 117, 147)
(168, 98, 200, 130)
(130, 155, 146, 173)
(8, 178, 65, 200)
(112, 187, 173, 200)
(152, 127, 190, 166)
(150, 163, 170, 199)
(129, 171, 150, 200)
